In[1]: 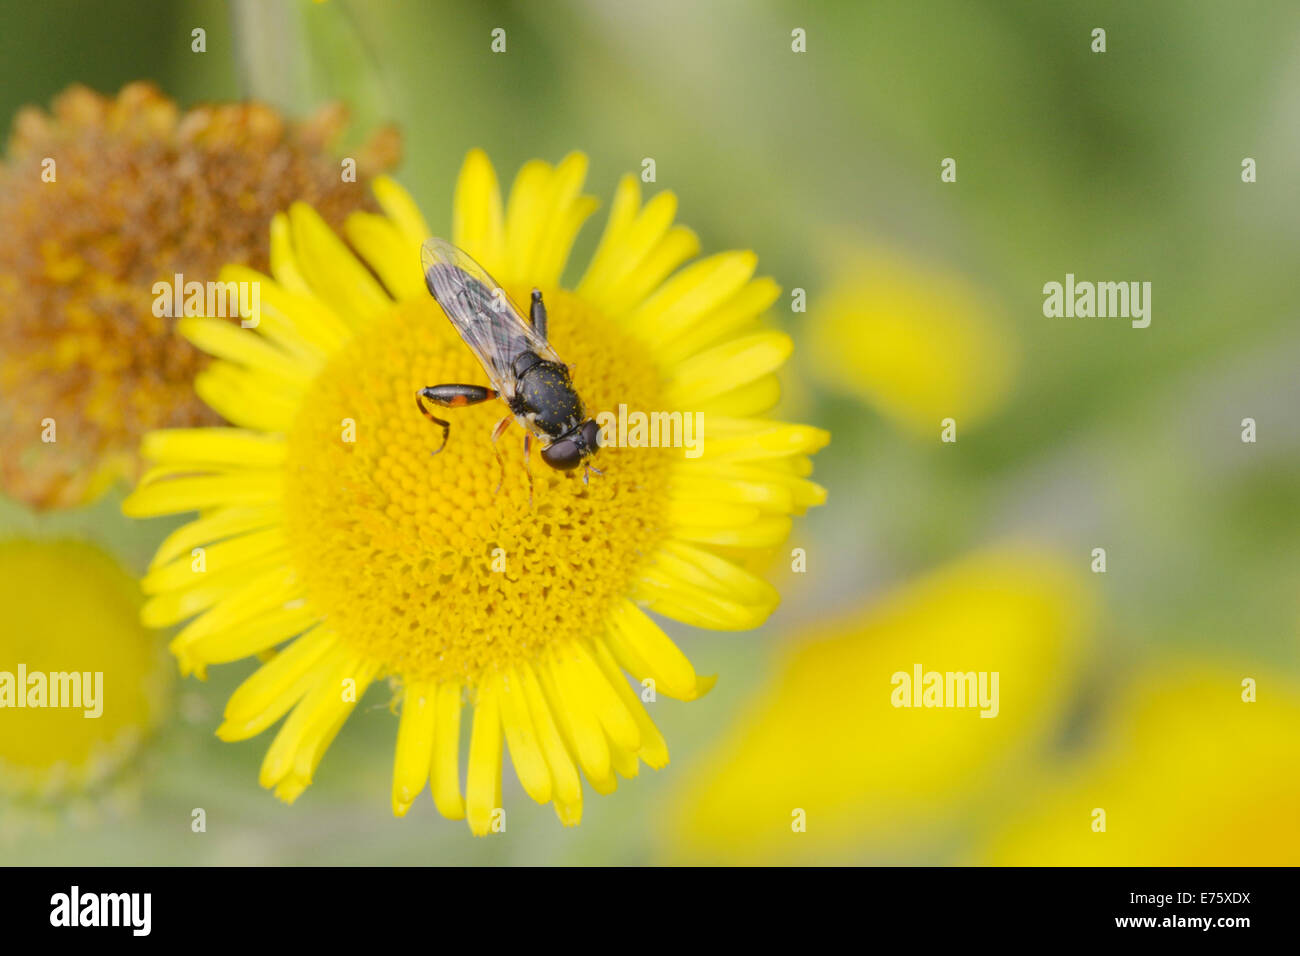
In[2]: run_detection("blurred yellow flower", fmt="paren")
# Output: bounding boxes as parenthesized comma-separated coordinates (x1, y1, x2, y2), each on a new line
(122, 150, 828, 833)
(668, 545, 1090, 863)
(0, 539, 170, 831)
(0, 82, 398, 509)
(807, 246, 1015, 436)
(983, 665, 1300, 865)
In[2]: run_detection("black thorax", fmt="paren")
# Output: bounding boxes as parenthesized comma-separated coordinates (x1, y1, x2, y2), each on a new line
(508, 351, 584, 438)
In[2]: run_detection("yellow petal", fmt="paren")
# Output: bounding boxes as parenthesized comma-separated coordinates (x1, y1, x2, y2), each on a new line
(431, 681, 466, 820)
(392, 680, 437, 816)
(601, 225, 700, 319)
(534, 195, 599, 286)
(451, 150, 505, 271)
(539, 654, 615, 794)
(655, 277, 782, 365)
(670, 474, 793, 513)
(566, 641, 641, 754)
(138, 555, 286, 630)
(222, 264, 352, 355)
(373, 174, 434, 250)
(285, 660, 379, 796)
(502, 158, 557, 280)
(578, 182, 697, 317)
(122, 472, 282, 518)
(530, 152, 596, 284)
(604, 600, 709, 701)
(519, 662, 583, 813)
(215, 266, 327, 363)
(666, 331, 793, 407)
(345, 211, 427, 302)
(288, 201, 390, 324)
(269, 212, 312, 295)
(589, 637, 669, 769)
(176, 601, 318, 672)
(674, 460, 826, 514)
(177, 317, 315, 389)
(194, 362, 300, 432)
(497, 668, 553, 805)
(608, 737, 639, 780)
(140, 428, 287, 469)
(218, 628, 339, 740)
(633, 572, 773, 632)
(584, 188, 675, 292)
(142, 528, 287, 593)
(694, 418, 830, 461)
(577, 173, 640, 284)
(167, 565, 299, 663)
(649, 539, 780, 611)
(671, 514, 792, 550)
(695, 373, 782, 417)
(260, 654, 372, 791)
(149, 505, 280, 568)
(466, 681, 503, 836)
(631, 251, 757, 348)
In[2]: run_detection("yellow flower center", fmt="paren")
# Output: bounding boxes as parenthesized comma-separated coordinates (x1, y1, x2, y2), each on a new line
(283, 287, 673, 684)
(0, 540, 169, 796)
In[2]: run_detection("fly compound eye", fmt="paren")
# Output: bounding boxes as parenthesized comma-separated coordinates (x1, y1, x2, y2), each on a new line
(541, 439, 583, 471)
(580, 419, 601, 451)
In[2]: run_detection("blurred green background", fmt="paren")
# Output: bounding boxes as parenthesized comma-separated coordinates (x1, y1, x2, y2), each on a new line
(3, 0, 1299, 864)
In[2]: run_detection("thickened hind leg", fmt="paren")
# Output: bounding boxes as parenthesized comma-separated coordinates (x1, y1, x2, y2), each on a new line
(417, 384, 499, 454)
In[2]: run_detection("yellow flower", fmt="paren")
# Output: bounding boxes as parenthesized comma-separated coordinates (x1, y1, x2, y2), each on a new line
(122, 149, 827, 833)
(0, 539, 170, 818)
(0, 82, 399, 509)
(667, 546, 1090, 863)
(807, 245, 1015, 436)
(983, 665, 1300, 865)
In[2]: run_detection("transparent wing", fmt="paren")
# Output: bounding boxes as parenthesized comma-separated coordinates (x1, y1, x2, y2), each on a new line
(420, 238, 563, 396)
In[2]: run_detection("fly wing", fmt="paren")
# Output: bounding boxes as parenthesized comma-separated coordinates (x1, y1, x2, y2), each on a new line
(420, 238, 563, 396)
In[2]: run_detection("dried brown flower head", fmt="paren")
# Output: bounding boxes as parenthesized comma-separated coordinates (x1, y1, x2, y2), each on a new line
(0, 82, 400, 508)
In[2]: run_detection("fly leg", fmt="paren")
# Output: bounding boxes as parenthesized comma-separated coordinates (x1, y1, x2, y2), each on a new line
(490, 416, 513, 493)
(529, 289, 547, 339)
(522, 432, 534, 509)
(417, 384, 499, 454)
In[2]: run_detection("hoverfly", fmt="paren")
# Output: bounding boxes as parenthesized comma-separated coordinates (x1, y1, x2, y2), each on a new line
(418, 238, 602, 497)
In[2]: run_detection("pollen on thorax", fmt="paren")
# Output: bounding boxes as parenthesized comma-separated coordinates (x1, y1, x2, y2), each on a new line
(282, 288, 673, 684)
